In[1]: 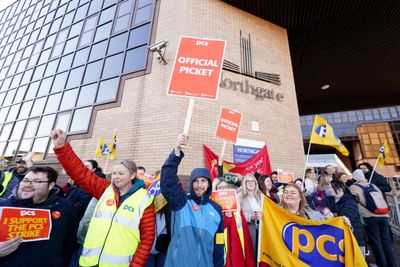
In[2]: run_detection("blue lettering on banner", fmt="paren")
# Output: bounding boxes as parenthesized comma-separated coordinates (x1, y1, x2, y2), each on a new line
(282, 222, 345, 266)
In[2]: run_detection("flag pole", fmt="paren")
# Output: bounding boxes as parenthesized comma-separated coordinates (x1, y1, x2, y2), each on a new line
(104, 157, 109, 175)
(219, 141, 227, 162)
(368, 156, 380, 184)
(257, 195, 265, 267)
(95, 137, 100, 158)
(181, 97, 195, 148)
(301, 141, 312, 191)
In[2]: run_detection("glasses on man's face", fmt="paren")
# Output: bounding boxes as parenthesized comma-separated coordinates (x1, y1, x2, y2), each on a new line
(21, 179, 51, 185)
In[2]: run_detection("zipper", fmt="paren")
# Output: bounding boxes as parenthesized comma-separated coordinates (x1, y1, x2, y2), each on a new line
(97, 209, 118, 265)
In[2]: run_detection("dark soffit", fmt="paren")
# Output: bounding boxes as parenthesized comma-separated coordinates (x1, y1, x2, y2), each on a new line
(221, 0, 400, 115)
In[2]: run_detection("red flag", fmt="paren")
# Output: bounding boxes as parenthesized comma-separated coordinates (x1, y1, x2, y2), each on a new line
(203, 145, 272, 180)
(203, 145, 220, 180)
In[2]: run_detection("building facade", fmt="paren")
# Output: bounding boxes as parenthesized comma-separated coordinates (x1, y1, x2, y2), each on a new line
(0, 0, 305, 178)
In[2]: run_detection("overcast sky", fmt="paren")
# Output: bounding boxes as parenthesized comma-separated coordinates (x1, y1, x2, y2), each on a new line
(0, 0, 17, 12)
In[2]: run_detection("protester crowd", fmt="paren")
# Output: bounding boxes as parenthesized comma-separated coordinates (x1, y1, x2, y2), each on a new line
(0, 131, 397, 267)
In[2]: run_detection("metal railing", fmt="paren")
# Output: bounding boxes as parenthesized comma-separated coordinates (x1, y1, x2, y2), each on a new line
(386, 177, 400, 237)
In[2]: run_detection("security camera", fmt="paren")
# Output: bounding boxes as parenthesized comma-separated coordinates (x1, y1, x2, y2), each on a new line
(149, 40, 169, 52)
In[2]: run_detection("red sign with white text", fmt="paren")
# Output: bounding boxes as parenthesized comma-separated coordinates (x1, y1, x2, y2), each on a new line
(0, 207, 52, 242)
(168, 36, 226, 99)
(215, 107, 241, 143)
(210, 189, 238, 212)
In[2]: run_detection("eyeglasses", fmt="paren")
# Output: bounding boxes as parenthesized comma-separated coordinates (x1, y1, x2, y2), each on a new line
(21, 179, 51, 185)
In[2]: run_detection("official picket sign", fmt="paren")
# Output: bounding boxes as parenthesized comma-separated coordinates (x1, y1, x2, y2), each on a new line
(215, 107, 242, 143)
(277, 171, 295, 184)
(0, 207, 52, 242)
(168, 36, 226, 99)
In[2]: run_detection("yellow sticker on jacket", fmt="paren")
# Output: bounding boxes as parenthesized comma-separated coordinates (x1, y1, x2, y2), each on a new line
(216, 233, 224, 244)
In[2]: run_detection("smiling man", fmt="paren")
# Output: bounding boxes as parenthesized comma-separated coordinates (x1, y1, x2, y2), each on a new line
(160, 134, 224, 267)
(0, 166, 78, 266)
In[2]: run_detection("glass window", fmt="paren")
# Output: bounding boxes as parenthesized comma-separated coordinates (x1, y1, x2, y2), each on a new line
(37, 114, 56, 136)
(10, 120, 26, 140)
(58, 53, 74, 72)
(28, 29, 40, 45)
(45, 59, 59, 77)
(52, 71, 68, 92)
(44, 93, 62, 113)
(37, 76, 53, 96)
(88, 0, 102, 15)
(69, 106, 92, 132)
(3, 89, 17, 106)
(11, 73, 23, 88)
(99, 5, 116, 25)
(94, 22, 112, 42)
(97, 77, 119, 102)
(44, 10, 55, 24)
(133, 5, 152, 25)
(60, 88, 78, 110)
(69, 21, 84, 38)
(25, 81, 39, 100)
(18, 100, 33, 119)
(108, 31, 128, 55)
(43, 34, 56, 49)
(89, 40, 108, 61)
(61, 11, 74, 28)
(24, 118, 40, 138)
(128, 23, 150, 48)
(6, 104, 21, 122)
(124, 46, 147, 73)
(28, 53, 40, 68)
(17, 58, 29, 73)
(64, 36, 79, 54)
(138, 0, 152, 8)
(104, 0, 117, 8)
(67, 0, 79, 12)
(114, 14, 129, 33)
(73, 47, 90, 67)
(102, 52, 124, 79)
(0, 93, 6, 106)
(0, 123, 13, 141)
(66, 66, 84, 88)
(31, 97, 47, 116)
(52, 43, 65, 58)
(118, 0, 132, 16)
(84, 14, 97, 31)
(38, 23, 50, 40)
(32, 64, 46, 81)
(49, 17, 62, 34)
(55, 111, 71, 130)
(4, 141, 19, 157)
(22, 44, 34, 59)
(19, 139, 34, 153)
(77, 83, 97, 106)
(83, 60, 103, 84)
(31, 137, 49, 154)
(38, 48, 52, 64)
(74, 3, 89, 23)
(0, 107, 10, 123)
(55, 4, 67, 19)
(14, 86, 27, 103)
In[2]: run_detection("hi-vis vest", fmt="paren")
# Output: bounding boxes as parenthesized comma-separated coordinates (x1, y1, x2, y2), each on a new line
(0, 172, 13, 197)
(80, 186, 154, 267)
(223, 208, 245, 263)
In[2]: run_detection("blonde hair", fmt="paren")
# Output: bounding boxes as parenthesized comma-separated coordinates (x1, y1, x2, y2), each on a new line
(318, 174, 332, 187)
(240, 174, 262, 202)
(280, 184, 307, 218)
(115, 160, 137, 175)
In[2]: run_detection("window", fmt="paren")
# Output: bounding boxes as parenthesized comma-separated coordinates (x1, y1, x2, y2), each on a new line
(66, 66, 84, 88)
(83, 60, 103, 84)
(124, 46, 147, 73)
(69, 106, 92, 132)
(37, 76, 53, 96)
(52, 71, 68, 92)
(58, 53, 74, 72)
(44, 93, 62, 113)
(73, 47, 90, 67)
(89, 40, 108, 61)
(18, 100, 33, 119)
(94, 22, 112, 42)
(60, 88, 78, 110)
(133, 4, 152, 26)
(97, 77, 119, 102)
(99, 5, 116, 25)
(31, 97, 47, 116)
(108, 31, 128, 55)
(79, 15, 97, 46)
(37, 114, 56, 136)
(102, 53, 124, 79)
(128, 23, 150, 48)
(77, 83, 97, 106)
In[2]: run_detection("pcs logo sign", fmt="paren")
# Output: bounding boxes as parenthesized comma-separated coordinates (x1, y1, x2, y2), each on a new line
(282, 223, 344, 266)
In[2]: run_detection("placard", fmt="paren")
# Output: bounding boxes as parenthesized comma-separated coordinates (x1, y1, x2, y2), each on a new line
(168, 36, 226, 99)
(277, 171, 295, 184)
(215, 107, 241, 143)
(0, 207, 52, 242)
(210, 189, 238, 212)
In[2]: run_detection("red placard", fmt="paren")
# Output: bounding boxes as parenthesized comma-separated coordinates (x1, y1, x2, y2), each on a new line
(0, 207, 52, 242)
(210, 189, 238, 212)
(215, 107, 241, 143)
(277, 171, 295, 184)
(168, 36, 226, 100)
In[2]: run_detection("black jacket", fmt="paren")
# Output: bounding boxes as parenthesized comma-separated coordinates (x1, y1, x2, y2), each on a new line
(0, 187, 78, 267)
(64, 184, 92, 220)
(328, 193, 365, 247)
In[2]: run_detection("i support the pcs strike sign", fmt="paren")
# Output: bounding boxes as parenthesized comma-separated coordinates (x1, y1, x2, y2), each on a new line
(215, 107, 242, 144)
(168, 36, 226, 99)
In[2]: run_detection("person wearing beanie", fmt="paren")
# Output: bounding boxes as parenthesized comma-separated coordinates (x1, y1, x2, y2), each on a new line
(349, 169, 396, 267)
(160, 134, 224, 267)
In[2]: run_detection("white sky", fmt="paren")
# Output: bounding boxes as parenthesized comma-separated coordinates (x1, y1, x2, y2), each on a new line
(0, 0, 18, 12)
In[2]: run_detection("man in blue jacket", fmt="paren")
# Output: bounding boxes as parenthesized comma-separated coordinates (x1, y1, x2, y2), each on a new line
(0, 166, 78, 266)
(161, 134, 224, 267)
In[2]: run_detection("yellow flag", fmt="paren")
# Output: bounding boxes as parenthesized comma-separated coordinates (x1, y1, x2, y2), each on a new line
(377, 141, 390, 166)
(95, 137, 111, 158)
(108, 129, 117, 160)
(310, 115, 349, 156)
(259, 196, 367, 267)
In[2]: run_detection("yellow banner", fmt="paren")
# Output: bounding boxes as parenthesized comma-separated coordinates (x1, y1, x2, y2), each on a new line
(378, 141, 390, 166)
(259, 196, 367, 267)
